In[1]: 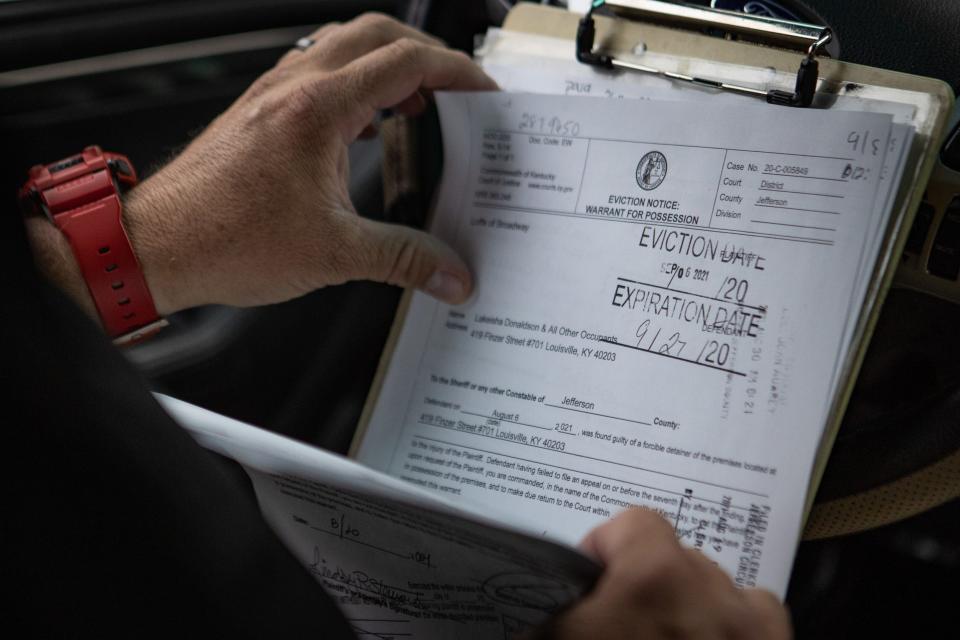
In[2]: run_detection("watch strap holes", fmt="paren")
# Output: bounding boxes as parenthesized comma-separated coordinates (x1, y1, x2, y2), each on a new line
(111, 281, 124, 290)
(117, 297, 131, 306)
(121, 312, 136, 321)
(98, 246, 110, 255)
(105, 263, 118, 272)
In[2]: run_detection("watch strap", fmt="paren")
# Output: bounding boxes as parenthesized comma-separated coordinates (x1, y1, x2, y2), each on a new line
(54, 189, 165, 343)
(22, 147, 167, 345)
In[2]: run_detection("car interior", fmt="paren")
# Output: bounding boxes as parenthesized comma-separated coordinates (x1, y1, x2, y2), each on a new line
(2, 1, 958, 637)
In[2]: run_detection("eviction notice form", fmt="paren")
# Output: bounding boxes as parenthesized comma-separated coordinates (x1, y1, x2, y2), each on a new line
(356, 92, 897, 596)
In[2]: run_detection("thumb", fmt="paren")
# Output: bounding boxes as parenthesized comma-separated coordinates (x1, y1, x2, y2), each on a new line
(350, 217, 473, 304)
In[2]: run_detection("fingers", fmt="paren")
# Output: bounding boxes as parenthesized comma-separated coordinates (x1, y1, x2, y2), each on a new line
(286, 13, 445, 71)
(393, 91, 430, 118)
(567, 508, 793, 640)
(347, 218, 473, 304)
(338, 37, 498, 114)
(276, 22, 341, 67)
(579, 507, 680, 564)
(742, 589, 793, 640)
(276, 14, 496, 141)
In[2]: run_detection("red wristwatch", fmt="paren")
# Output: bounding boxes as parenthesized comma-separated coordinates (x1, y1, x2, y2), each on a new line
(19, 146, 168, 345)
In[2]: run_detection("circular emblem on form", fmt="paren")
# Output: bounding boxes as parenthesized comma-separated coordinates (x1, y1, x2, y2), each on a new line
(636, 151, 668, 191)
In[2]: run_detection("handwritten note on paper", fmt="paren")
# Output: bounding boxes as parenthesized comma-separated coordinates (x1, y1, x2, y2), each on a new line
(357, 92, 897, 596)
(247, 471, 596, 639)
(159, 395, 597, 639)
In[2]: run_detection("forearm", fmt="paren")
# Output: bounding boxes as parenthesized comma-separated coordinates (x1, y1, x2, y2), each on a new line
(120, 171, 207, 316)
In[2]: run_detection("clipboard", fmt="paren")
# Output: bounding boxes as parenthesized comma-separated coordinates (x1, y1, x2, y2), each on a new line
(353, 1, 955, 542)
(492, 2, 956, 537)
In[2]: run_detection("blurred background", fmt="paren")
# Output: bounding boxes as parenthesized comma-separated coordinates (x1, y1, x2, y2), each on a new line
(2, 1, 958, 637)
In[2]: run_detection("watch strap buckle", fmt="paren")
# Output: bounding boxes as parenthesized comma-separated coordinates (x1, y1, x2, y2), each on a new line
(112, 318, 170, 347)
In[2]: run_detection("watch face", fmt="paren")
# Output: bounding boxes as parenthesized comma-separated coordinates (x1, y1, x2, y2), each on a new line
(49, 155, 85, 174)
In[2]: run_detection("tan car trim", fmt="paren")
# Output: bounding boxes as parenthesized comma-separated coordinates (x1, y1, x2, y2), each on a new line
(804, 449, 960, 539)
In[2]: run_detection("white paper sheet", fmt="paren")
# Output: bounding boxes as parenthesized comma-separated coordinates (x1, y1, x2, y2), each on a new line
(471, 29, 916, 491)
(475, 29, 915, 383)
(159, 394, 598, 639)
(357, 91, 897, 596)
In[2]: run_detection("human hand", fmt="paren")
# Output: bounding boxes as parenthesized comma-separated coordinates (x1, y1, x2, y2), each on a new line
(542, 509, 791, 639)
(120, 13, 496, 315)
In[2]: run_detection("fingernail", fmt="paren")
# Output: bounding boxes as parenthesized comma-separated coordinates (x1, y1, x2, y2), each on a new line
(425, 270, 466, 303)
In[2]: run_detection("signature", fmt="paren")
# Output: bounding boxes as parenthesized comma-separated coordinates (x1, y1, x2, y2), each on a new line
(310, 548, 422, 606)
(481, 572, 576, 612)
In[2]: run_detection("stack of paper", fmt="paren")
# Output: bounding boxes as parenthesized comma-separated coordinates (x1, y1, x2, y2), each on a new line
(164, 21, 929, 640)
(357, 28, 915, 594)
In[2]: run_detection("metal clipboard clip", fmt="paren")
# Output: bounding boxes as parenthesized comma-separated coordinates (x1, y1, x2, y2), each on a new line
(576, 0, 833, 108)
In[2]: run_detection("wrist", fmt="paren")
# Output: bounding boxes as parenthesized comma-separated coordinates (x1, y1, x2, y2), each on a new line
(121, 174, 204, 316)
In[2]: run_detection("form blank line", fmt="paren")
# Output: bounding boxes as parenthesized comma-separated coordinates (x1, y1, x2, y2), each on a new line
(761, 171, 848, 182)
(751, 219, 836, 232)
(758, 187, 844, 198)
(544, 403, 651, 426)
(461, 410, 552, 431)
(310, 526, 416, 563)
(599, 339, 747, 377)
(755, 203, 840, 215)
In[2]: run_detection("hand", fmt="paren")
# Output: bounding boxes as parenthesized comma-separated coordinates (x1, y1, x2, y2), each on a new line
(543, 509, 791, 639)
(112, 13, 496, 315)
